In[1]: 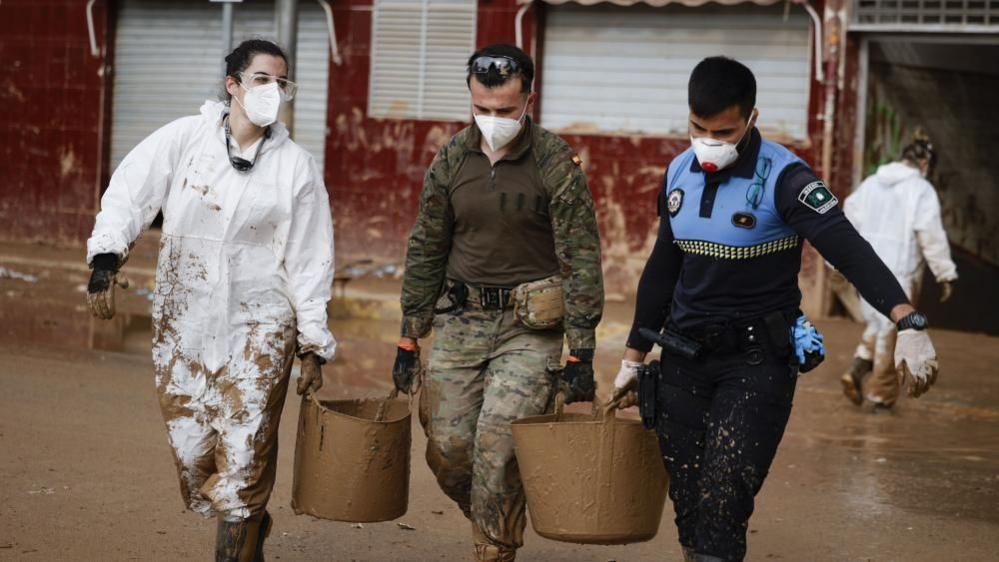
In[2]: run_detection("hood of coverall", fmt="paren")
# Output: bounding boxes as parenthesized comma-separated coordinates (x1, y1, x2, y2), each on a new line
(874, 161, 921, 186)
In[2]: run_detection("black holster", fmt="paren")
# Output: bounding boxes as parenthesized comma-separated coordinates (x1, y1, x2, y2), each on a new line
(434, 281, 469, 315)
(638, 361, 660, 430)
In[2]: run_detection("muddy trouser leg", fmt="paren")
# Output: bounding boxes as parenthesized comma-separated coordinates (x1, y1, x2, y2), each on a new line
(472, 310, 563, 549)
(422, 307, 494, 517)
(199, 324, 297, 521)
(657, 350, 797, 562)
(866, 323, 900, 406)
(156, 348, 219, 517)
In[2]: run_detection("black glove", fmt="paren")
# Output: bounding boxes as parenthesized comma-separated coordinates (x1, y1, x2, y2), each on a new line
(87, 253, 124, 320)
(392, 345, 420, 394)
(561, 349, 595, 404)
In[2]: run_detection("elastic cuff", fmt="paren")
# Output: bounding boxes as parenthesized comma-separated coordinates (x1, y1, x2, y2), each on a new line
(401, 315, 433, 340)
(565, 328, 596, 351)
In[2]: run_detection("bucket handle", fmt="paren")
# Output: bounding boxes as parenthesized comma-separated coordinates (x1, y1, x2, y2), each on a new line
(551, 390, 624, 423)
(304, 360, 423, 422)
(375, 362, 423, 422)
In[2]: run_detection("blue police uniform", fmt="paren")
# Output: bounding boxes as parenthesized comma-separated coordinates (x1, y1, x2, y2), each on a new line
(627, 129, 909, 561)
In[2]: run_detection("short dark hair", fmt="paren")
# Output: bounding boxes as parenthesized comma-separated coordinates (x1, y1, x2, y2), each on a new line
(222, 39, 289, 101)
(466, 44, 534, 93)
(688, 56, 756, 119)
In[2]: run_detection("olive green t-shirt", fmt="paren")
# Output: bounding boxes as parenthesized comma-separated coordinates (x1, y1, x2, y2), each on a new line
(445, 122, 560, 287)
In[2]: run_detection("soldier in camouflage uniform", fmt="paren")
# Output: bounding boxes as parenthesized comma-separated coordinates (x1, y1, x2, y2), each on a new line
(391, 44, 604, 561)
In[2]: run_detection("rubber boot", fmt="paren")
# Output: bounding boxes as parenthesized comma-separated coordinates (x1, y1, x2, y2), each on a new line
(841, 357, 873, 406)
(472, 522, 516, 562)
(682, 545, 697, 562)
(692, 554, 725, 562)
(216, 511, 272, 562)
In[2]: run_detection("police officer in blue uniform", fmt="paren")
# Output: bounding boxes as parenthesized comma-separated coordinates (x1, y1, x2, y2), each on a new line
(615, 57, 940, 562)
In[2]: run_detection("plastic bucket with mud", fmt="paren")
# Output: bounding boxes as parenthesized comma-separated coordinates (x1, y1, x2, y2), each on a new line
(291, 391, 411, 522)
(511, 395, 668, 544)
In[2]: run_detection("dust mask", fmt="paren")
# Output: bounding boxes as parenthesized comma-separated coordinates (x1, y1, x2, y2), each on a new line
(235, 82, 282, 128)
(691, 117, 755, 173)
(475, 105, 527, 151)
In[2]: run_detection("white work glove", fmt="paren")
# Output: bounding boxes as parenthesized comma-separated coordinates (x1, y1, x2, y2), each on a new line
(894, 329, 939, 398)
(614, 359, 644, 390)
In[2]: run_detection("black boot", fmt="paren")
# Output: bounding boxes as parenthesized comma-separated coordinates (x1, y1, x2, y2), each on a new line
(216, 511, 271, 562)
(840, 357, 872, 405)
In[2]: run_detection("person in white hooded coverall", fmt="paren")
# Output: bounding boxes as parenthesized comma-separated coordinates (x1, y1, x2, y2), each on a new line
(840, 133, 957, 409)
(85, 40, 334, 561)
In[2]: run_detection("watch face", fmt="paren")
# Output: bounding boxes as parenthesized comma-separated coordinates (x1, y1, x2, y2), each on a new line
(911, 313, 928, 330)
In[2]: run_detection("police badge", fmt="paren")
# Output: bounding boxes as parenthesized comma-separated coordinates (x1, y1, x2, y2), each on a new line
(667, 188, 684, 217)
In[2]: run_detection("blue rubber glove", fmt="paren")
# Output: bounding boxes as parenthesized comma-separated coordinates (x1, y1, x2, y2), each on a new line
(791, 315, 825, 373)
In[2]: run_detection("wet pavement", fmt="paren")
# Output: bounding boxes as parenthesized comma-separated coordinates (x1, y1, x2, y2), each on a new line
(1, 245, 997, 561)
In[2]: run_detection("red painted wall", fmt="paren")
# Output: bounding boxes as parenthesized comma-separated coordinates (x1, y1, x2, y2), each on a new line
(0, 0, 111, 244)
(326, 0, 826, 295)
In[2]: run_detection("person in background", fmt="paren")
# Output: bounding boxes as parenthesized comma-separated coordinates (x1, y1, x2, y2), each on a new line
(840, 130, 957, 410)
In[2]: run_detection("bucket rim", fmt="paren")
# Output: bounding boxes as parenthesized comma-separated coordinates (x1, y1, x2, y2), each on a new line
(307, 396, 412, 425)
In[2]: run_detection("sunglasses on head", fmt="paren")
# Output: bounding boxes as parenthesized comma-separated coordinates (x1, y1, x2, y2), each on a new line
(469, 55, 520, 77)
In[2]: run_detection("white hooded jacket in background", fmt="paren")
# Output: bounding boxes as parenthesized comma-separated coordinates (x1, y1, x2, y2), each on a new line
(88, 100, 336, 370)
(845, 161, 958, 292)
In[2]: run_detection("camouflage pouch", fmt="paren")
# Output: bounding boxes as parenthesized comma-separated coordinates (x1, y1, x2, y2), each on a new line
(512, 275, 565, 330)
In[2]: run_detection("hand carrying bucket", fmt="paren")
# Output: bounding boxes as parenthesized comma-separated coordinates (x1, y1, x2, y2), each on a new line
(511, 393, 669, 544)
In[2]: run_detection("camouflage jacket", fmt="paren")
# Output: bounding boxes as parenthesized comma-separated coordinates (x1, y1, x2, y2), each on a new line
(400, 120, 604, 350)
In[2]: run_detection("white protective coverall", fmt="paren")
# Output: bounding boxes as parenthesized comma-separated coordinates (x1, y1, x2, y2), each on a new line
(844, 161, 957, 404)
(87, 100, 336, 519)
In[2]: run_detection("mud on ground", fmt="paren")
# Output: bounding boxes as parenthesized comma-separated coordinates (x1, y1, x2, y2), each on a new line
(1, 247, 997, 561)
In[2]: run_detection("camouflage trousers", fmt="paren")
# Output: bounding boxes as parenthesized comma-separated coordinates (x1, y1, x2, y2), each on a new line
(153, 321, 296, 521)
(419, 301, 563, 549)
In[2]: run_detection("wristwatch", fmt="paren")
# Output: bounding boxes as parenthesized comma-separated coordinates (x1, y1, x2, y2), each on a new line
(896, 311, 929, 331)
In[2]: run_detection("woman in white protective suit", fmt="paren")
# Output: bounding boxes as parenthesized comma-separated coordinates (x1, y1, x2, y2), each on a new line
(85, 39, 335, 560)
(840, 130, 957, 411)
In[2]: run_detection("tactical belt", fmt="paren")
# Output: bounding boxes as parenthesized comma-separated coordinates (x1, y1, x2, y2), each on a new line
(665, 309, 795, 363)
(469, 285, 514, 310)
(435, 280, 514, 313)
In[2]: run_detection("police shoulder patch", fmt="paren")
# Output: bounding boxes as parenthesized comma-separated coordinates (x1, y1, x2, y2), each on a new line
(798, 181, 838, 214)
(667, 188, 684, 216)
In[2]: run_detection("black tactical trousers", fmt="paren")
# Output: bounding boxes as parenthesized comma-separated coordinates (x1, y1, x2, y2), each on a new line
(655, 344, 797, 562)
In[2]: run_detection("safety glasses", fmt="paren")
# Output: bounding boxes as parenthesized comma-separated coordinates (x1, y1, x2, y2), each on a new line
(469, 55, 519, 78)
(239, 72, 298, 101)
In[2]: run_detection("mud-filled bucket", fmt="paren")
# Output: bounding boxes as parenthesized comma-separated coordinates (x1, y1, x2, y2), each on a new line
(291, 390, 411, 522)
(511, 394, 668, 544)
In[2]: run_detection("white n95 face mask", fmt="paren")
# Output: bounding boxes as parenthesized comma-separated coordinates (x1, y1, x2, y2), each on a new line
(235, 82, 282, 127)
(474, 105, 527, 151)
(690, 117, 755, 173)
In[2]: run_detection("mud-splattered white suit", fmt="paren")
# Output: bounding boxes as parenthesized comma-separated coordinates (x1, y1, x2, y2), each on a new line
(844, 161, 956, 405)
(87, 101, 336, 520)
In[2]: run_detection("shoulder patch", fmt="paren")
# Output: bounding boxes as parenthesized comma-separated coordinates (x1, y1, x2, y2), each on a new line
(571, 154, 582, 166)
(667, 188, 684, 217)
(798, 181, 838, 214)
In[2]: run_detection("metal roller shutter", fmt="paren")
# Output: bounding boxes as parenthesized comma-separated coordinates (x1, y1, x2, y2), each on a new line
(540, 3, 811, 140)
(111, 0, 330, 172)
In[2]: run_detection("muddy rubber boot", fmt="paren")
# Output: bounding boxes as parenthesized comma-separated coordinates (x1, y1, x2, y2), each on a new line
(216, 511, 271, 562)
(473, 543, 516, 562)
(841, 357, 873, 406)
(471, 522, 516, 562)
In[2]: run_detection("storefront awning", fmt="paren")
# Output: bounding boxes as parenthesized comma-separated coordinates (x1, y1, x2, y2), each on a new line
(517, 0, 789, 7)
